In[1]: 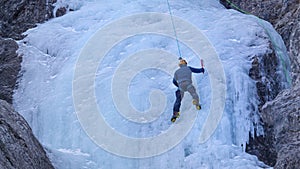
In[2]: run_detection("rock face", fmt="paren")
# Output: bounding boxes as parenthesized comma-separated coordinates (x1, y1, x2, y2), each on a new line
(0, 0, 55, 40)
(247, 51, 284, 166)
(0, 38, 22, 104)
(0, 99, 54, 169)
(247, 42, 285, 167)
(249, 51, 284, 111)
(220, 0, 300, 168)
(261, 85, 300, 169)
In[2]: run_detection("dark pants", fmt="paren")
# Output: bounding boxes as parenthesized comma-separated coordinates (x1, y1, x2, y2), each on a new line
(173, 89, 182, 113)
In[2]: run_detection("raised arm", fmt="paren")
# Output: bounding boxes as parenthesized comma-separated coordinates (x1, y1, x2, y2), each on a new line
(189, 66, 205, 73)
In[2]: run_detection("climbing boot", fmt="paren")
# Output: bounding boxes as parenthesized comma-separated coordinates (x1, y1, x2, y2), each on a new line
(192, 99, 201, 110)
(171, 112, 180, 122)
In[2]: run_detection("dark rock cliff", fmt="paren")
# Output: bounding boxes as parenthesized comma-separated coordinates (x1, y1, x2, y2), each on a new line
(0, 38, 21, 104)
(0, 99, 54, 169)
(0, 0, 57, 168)
(0, 0, 56, 40)
(261, 85, 300, 169)
(220, 0, 300, 168)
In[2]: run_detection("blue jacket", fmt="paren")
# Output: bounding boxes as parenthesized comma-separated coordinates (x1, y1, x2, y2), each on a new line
(173, 65, 204, 87)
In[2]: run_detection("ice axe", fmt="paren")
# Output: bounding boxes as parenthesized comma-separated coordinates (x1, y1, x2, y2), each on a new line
(201, 59, 204, 74)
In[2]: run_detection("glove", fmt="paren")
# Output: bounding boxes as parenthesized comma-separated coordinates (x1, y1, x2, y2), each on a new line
(201, 68, 205, 74)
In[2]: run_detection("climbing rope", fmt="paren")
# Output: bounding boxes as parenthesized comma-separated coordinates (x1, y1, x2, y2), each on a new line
(224, 0, 292, 86)
(166, 0, 182, 59)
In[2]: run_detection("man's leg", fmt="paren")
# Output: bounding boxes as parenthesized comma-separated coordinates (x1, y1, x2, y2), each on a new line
(187, 85, 201, 110)
(187, 85, 199, 101)
(173, 89, 183, 113)
(171, 89, 184, 122)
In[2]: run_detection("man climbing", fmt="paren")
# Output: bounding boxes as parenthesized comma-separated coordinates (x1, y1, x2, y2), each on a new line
(171, 58, 205, 122)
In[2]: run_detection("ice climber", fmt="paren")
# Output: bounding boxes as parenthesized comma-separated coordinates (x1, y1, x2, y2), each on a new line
(171, 58, 205, 122)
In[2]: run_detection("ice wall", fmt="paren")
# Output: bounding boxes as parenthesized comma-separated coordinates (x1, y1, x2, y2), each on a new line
(13, 0, 288, 168)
